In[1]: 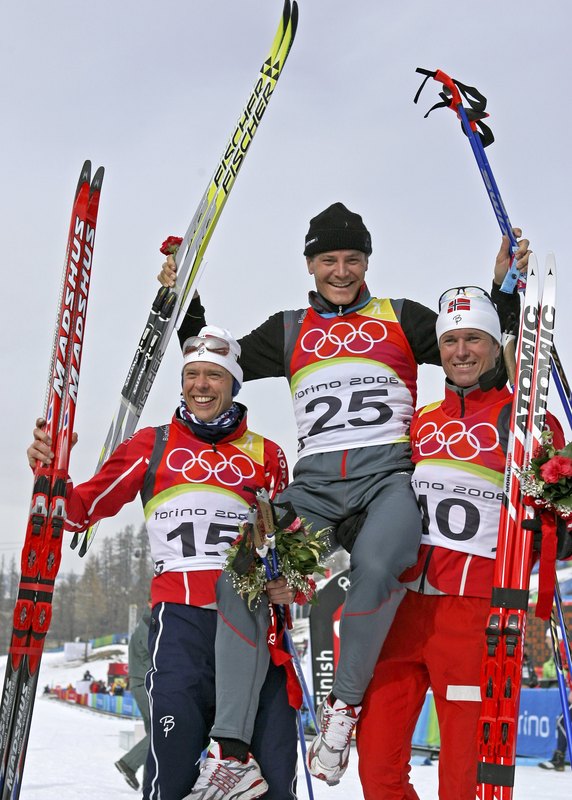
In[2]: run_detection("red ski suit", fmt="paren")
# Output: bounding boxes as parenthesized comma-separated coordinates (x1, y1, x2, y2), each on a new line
(63, 409, 288, 608)
(357, 383, 563, 800)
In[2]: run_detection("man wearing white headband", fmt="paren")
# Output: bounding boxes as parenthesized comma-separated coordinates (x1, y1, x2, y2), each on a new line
(358, 288, 569, 799)
(27, 325, 298, 800)
(435, 288, 503, 391)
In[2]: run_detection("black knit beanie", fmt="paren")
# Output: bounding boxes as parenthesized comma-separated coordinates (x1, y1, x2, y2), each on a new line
(303, 202, 372, 257)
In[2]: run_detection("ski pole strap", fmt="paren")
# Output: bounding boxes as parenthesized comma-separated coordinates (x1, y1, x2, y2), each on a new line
(414, 67, 521, 293)
(414, 67, 494, 147)
(267, 603, 303, 709)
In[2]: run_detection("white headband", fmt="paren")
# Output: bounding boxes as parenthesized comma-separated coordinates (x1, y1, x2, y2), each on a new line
(182, 325, 243, 388)
(436, 295, 502, 344)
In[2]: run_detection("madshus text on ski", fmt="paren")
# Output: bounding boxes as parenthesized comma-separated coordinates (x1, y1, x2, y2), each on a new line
(0, 162, 104, 800)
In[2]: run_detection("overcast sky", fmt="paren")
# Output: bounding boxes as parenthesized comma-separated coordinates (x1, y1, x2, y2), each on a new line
(1, 0, 570, 574)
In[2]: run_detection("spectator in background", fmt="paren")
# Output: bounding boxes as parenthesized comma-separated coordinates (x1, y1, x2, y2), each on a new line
(522, 650, 539, 688)
(115, 599, 152, 791)
(541, 628, 560, 685)
(539, 627, 571, 772)
(539, 703, 570, 772)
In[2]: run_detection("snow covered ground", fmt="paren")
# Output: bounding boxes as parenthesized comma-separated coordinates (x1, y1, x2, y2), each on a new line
(1, 649, 570, 799)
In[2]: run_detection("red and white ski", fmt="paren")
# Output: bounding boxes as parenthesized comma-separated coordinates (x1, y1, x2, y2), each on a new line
(0, 161, 104, 800)
(477, 254, 557, 798)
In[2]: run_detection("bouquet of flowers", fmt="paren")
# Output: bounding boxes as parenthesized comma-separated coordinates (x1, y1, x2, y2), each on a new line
(224, 498, 328, 610)
(519, 430, 572, 518)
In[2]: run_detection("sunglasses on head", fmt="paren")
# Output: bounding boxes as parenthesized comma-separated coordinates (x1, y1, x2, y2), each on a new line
(438, 286, 492, 311)
(182, 335, 232, 357)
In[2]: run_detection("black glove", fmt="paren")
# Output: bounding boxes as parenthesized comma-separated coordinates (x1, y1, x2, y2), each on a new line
(522, 513, 572, 561)
(231, 535, 256, 576)
(334, 511, 367, 553)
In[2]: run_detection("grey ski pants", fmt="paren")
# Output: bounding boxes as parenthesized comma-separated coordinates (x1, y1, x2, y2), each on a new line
(212, 462, 422, 742)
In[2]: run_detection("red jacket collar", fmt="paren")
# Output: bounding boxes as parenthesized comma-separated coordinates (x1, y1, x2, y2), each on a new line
(441, 382, 512, 417)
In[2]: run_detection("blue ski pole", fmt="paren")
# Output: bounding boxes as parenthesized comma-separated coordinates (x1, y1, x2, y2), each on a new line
(553, 580, 572, 766)
(414, 68, 572, 428)
(253, 508, 318, 800)
(414, 67, 521, 293)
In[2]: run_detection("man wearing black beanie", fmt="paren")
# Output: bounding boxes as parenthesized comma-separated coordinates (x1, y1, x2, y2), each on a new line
(303, 202, 372, 258)
(160, 203, 528, 797)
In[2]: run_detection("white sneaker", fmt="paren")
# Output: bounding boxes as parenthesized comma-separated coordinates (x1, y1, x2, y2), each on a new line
(185, 742, 268, 800)
(307, 695, 361, 785)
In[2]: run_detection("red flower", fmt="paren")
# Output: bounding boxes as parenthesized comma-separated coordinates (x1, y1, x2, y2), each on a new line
(160, 235, 183, 256)
(294, 577, 317, 605)
(540, 455, 572, 484)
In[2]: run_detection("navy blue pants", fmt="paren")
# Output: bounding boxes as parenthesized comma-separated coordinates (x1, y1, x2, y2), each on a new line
(143, 602, 297, 800)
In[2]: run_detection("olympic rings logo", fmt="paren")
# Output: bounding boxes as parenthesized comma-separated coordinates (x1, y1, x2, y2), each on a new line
(166, 448, 257, 486)
(416, 420, 499, 460)
(300, 320, 388, 360)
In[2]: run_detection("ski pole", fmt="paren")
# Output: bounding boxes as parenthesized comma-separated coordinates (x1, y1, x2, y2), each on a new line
(256, 534, 317, 800)
(252, 491, 322, 734)
(415, 70, 572, 429)
(550, 346, 572, 430)
(256, 537, 319, 730)
(553, 580, 572, 765)
(414, 67, 521, 293)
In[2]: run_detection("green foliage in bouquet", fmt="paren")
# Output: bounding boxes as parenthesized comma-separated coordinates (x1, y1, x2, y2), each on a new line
(224, 514, 328, 610)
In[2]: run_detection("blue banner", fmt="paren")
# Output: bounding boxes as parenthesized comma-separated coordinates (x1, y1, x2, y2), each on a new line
(516, 688, 562, 759)
(412, 688, 563, 760)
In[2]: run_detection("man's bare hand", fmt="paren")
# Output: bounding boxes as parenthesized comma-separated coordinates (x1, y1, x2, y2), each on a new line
(494, 227, 531, 285)
(265, 576, 295, 605)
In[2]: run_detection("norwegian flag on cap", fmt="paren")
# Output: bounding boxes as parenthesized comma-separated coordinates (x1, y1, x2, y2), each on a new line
(446, 297, 471, 313)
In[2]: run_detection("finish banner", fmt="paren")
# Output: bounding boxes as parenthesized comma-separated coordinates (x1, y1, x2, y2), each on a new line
(309, 569, 350, 709)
